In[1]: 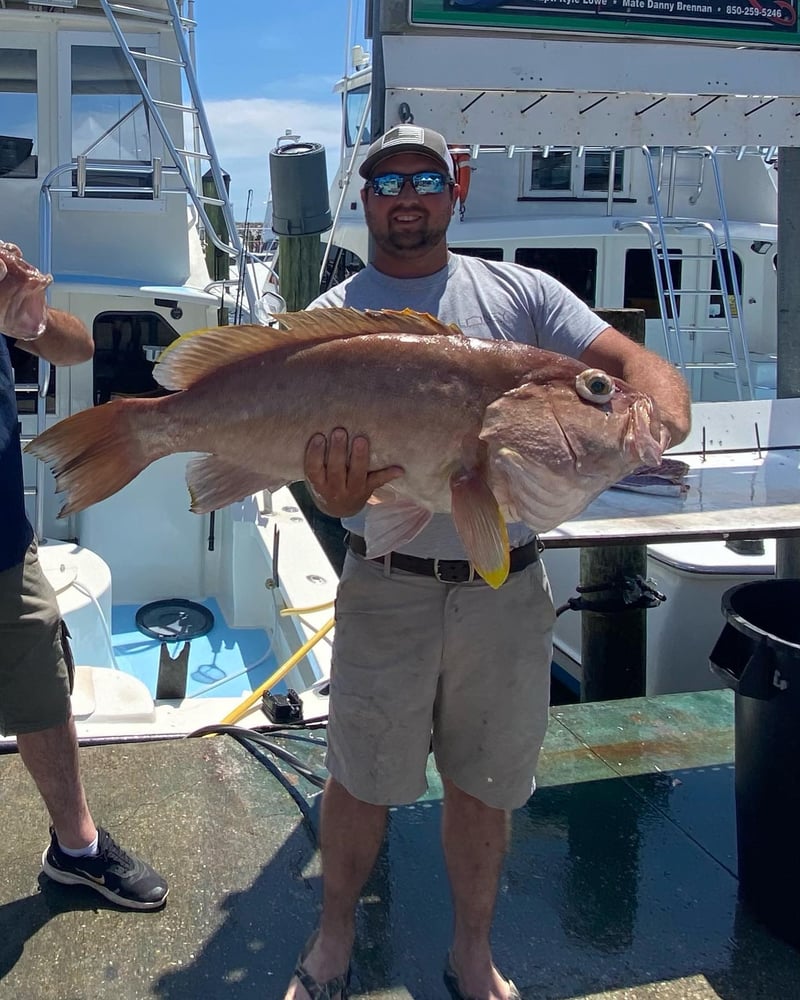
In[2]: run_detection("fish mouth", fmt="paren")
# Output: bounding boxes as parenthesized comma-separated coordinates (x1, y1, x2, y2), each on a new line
(625, 397, 663, 466)
(554, 394, 662, 476)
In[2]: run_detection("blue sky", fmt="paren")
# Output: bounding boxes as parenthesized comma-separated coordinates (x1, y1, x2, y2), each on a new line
(193, 1, 364, 223)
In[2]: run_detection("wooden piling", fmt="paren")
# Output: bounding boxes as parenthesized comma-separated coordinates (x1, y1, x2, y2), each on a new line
(278, 234, 321, 313)
(776, 147, 800, 578)
(580, 308, 649, 702)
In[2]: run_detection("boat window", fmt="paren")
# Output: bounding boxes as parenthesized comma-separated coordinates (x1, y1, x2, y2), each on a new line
(525, 148, 626, 198)
(710, 252, 743, 318)
(530, 151, 571, 191)
(344, 85, 371, 147)
(624, 248, 682, 319)
(450, 247, 504, 262)
(514, 248, 597, 306)
(320, 244, 366, 292)
(583, 151, 624, 193)
(93, 311, 179, 404)
(70, 45, 153, 199)
(0, 49, 38, 180)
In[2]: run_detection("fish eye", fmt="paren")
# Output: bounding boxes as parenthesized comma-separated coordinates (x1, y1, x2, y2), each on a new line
(575, 369, 616, 403)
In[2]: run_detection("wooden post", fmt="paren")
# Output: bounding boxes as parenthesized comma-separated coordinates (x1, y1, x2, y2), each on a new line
(278, 234, 321, 313)
(775, 147, 800, 579)
(201, 169, 231, 326)
(580, 308, 649, 702)
(277, 195, 340, 562)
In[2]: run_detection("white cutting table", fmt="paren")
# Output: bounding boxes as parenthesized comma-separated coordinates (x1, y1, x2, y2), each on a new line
(541, 398, 800, 548)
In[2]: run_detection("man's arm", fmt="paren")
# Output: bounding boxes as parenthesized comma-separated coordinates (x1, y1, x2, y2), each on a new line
(579, 326, 691, 448)
(13, 306, 94, 366)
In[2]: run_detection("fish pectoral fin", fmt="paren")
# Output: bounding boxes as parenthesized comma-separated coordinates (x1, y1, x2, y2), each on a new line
(185, 456, 286, 513)
(363, 498, 433, 557)
(450, 469, 509, 589)
(368, 482, 402, 504)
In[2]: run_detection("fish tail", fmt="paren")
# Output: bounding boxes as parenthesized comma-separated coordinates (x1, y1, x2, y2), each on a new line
(26, 399, 155, 516)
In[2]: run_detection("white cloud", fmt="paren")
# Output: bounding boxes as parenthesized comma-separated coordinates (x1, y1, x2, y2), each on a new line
(205, 96, 343, 222)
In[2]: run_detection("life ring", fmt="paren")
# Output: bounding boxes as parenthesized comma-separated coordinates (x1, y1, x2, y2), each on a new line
(450, 150, 471, 220)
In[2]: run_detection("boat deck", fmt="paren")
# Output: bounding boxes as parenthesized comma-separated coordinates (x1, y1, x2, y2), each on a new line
(1, 689, 799, 1000)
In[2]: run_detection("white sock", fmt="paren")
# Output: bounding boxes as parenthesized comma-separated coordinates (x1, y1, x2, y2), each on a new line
(58, 831, 99, 857)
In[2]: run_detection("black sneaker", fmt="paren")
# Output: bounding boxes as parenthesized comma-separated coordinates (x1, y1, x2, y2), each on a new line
(42, 826, 168, 910)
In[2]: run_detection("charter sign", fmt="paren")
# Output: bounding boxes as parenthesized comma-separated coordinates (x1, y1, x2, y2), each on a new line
(410, 0, 799, 46)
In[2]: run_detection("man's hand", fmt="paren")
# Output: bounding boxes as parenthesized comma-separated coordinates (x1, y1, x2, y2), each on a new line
(304, 428, 404, 518)
(0, 241, 51, 341)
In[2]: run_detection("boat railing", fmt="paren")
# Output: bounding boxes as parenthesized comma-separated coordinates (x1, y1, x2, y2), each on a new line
(615, 146, 756, 402)
(321, 87, 372, 284)
(97, 0, 258, 318)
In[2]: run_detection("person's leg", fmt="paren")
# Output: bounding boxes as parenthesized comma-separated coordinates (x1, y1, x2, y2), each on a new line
(435, 559, 555, 998)
(286, 553, 445, 998)
(2, 543, 168, 909)
(16, 715, 96, 849)
(285, 777, 387, 1000)
(442, 777, 512, 999)
(1, 545, 95, 848)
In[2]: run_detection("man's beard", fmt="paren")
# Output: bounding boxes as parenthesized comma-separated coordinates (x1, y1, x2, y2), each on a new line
(373, 219, 450, 256)
(364, 203, 450, 257)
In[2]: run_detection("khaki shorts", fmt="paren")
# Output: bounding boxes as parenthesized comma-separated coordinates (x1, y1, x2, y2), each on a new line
(0, 540, 73, 736)
(326, 550, 555, 810)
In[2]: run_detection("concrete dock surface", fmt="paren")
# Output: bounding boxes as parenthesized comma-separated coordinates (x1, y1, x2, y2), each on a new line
(1, 690, 798, 999)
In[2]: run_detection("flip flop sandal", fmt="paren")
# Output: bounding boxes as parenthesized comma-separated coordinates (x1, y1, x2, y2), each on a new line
(293, 932, 351, 1000)
(443, 953, 521, 1000)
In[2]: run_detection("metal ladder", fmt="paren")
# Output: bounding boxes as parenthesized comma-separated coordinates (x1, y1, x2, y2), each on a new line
(616, 146, 755, 400)
(97, 0, 258, 317)
(16, 359, 50, 541)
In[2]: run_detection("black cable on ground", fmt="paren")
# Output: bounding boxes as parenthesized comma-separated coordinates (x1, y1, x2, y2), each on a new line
(229, 733, 318, 831)
(187, 724, 327, 788)
(186, 724, 324, 835)
(256, 730, 328, 748)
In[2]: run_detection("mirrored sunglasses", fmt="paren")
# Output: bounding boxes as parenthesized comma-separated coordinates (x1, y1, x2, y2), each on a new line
(369, 170, 450, 196)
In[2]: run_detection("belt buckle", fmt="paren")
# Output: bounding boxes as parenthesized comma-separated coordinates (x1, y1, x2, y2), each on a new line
(433, 558, 475, 584)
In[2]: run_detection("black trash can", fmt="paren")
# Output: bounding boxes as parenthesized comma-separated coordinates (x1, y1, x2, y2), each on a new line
(709, 578, 800, 950)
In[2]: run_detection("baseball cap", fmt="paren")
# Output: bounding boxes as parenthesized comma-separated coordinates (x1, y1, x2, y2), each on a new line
(359, 125, 455, 181)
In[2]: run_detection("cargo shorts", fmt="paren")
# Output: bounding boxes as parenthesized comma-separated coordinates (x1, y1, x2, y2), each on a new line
(326, 549, 555, 811)
(0, 540, 73, 736)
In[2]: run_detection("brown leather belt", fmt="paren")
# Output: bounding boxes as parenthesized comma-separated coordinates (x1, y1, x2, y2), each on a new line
(346, 532, 542, 584)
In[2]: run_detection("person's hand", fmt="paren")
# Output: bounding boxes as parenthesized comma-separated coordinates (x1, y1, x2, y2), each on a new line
(304, 428, 404, 518)
(0, 241, 51, 340)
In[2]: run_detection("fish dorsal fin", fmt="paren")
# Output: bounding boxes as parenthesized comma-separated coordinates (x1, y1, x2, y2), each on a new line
(273, 307, 463, 340)
(154, 308, 462, 391)
(154, 324, 289, 390)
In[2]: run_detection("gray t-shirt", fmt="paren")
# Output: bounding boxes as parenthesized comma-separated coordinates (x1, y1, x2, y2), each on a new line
(308, 252, 608, 558)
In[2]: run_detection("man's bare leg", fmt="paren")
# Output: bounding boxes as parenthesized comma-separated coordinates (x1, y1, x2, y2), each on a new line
(442, 777, 512, 1000)
(285, 776, 387, 1000)
(16, 715, 96, 849)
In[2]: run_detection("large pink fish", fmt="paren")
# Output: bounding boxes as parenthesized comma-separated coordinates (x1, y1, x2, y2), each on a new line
(27, 308, 663, 587)
(0, 241, 51, 339)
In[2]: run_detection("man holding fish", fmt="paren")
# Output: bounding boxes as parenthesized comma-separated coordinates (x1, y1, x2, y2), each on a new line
(285, 126, 691, 1000)
(0, 241, 168, 910)
(21, 124, 689, 994)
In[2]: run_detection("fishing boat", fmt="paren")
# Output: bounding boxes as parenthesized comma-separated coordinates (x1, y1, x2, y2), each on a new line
(320, 0, 799, 697)
(2, 0, 337, 743)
